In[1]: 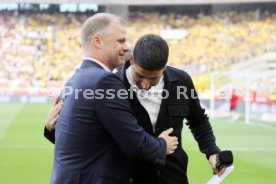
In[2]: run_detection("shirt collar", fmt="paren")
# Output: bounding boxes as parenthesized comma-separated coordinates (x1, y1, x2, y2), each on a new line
(83, 57, 111, 72)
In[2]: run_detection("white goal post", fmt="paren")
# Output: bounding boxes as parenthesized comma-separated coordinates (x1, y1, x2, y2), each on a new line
(209, 70, 276, 124)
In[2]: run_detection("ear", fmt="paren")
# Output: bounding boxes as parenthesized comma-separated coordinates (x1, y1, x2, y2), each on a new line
(130, 54, 134, 65)
(92, 35, 102, 49)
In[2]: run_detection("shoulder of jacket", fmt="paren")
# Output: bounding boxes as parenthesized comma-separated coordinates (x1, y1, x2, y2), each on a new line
(166, 66, 192, 81)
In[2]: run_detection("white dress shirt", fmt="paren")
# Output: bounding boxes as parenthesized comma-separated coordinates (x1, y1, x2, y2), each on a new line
(126, 66, 164, 132)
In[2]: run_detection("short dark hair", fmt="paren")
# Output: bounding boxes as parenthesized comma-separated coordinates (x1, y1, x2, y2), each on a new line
(133, 34, 169, 71)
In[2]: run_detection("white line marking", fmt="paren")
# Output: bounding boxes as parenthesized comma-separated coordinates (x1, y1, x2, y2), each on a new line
(186, 147, 276, 152)
(0, 104, 23, 140)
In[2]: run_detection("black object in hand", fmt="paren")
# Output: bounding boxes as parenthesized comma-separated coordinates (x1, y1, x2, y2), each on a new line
(216, 150, 233, 170)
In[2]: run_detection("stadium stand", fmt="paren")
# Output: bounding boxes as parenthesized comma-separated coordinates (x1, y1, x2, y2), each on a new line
(1, 9, 276, 92)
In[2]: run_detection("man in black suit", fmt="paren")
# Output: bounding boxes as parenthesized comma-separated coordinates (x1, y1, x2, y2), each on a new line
(117, 34, 224, 184)
(45, 34, 226, 183)
(48, 14, 178, 184)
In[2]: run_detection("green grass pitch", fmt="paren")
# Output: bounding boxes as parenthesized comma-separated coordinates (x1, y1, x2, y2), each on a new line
(0, 103, 276, 184)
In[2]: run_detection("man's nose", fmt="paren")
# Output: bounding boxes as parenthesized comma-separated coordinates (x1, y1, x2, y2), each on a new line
(123, 43, 129, 52)
(141, 80, 151, 90)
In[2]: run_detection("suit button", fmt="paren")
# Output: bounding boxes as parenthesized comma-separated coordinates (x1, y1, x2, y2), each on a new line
(157, 170, 160, 175)
(155, 158, 160, 163)
(129, 178, 133, 183)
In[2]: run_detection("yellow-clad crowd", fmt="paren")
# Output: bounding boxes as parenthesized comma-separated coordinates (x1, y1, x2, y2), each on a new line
(1, 11, 276, 90)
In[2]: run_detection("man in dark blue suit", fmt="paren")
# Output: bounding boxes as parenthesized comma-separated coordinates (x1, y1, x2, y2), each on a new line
(49, 13, 178, 184)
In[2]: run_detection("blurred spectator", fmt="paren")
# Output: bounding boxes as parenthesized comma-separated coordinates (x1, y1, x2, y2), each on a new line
(1, 11, 276, 91)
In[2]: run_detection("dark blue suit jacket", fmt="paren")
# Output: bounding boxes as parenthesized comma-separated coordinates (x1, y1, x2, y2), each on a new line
(50, 59, 166, 184)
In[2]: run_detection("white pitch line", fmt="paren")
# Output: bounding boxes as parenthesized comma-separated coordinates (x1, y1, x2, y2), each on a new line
(229, 148, 276, 152)
(246, 122, 276, 130)
(0, 104, 24, 140)
(186, 147, 276, 152)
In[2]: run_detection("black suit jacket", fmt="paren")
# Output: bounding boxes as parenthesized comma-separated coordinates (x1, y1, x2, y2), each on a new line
(116, 61, 220, 184)
(49, 59, 166, 184)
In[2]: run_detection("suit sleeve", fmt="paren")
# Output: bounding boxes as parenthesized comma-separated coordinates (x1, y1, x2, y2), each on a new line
(95, 74, 166, 165)
(185, 74, 221, 158)
(44, 127, 55, 144)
